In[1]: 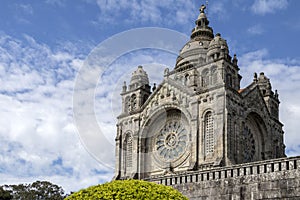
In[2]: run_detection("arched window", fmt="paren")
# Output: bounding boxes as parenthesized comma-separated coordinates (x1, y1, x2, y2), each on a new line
(131, 94, 137, 111)
(204, 112, 214, 155)
(212, 68, 218, 85)
(228, 115, 237, 161)
(124, 134, 133, 174)
(202, 70, 209, 87)
(226, 73, 232, 87)
(125, 96, 130, 113)
(228, 115, 233, 155)
(184, 74, 189, 86)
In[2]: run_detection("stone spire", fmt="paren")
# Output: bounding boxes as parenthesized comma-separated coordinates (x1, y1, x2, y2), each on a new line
(190, 4, 214, 40)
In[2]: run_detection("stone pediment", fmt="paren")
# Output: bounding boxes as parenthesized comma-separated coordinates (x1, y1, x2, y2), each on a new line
(241, 85, 270, 117)
(140, 78, 194, 126)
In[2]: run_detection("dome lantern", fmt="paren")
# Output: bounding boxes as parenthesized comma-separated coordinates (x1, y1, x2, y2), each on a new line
(190, 4, 214, 40)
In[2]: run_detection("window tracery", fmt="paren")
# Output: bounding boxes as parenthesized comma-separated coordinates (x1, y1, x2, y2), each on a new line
(242, 125, 255, 162)
(130, 94, 137, 111)
(202, 70, 209, 87)
(125, 96, 130, 113)
(212, 68, 218, 84)
(124, 134, 133, 173)
(184, 74, 189, 86)
(205, 112, 214, 155)
(155, 120, 187, 161)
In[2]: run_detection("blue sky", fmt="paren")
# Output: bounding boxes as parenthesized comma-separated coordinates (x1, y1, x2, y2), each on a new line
(1, 0, 300, 193)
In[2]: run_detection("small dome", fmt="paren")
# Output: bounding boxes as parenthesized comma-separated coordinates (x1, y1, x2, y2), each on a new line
(207, 33, 229, 56)
(175, 39, 210, 69)
(130, 66, 149, 87)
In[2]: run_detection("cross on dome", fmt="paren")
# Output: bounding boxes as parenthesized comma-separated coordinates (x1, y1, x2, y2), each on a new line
(200, 4, 206, 13)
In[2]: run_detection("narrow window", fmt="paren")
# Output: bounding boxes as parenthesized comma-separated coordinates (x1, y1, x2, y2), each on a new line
(212, 68, 218, 84)
(202, 70, 209, 87)
(125, 96, 130, 113)
(131, 94, 137, 111)
(205, 112, 214, 155)
(226, 74, 232, 87)
(184, 74, 189, 86)
(124, 134, 133, 174)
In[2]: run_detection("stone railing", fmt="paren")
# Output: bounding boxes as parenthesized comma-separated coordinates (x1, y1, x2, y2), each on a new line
(144, 156, 300, 186)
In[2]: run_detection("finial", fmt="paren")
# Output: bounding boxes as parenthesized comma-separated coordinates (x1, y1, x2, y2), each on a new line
(233, 54, 238, 66)
(275, 90, 279, 99)
(122, 81, 127, 92)
(253, 72, 258, 82)
(152, 83, 156, 92)
(200, 4, 206, 13)
(164, 68, 169, 76)
(260, 72, 264, 76)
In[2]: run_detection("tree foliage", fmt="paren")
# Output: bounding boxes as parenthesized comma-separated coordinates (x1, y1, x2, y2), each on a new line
(0, 181, 66, 200)
(0, 186, 12, 200)
(65, 179, 188, 200)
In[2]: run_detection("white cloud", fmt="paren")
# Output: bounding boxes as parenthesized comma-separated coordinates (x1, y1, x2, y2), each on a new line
(251, 0, 288, 15)
(247, 24, 265, 35)
(16, 4, 34, 15)
(13, 4, 34, 25)
(209, 1, 228, 20)
(93, 0, 195, 26)
(45, 0, 67, 7)
(0, 33, 111, 193)
(0, 29, 181, 193)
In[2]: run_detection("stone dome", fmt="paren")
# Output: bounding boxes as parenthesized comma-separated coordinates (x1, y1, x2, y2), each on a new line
(207, 33, 229, 57)
(175, 39, 210, 69)
(130, 66, 149, 88)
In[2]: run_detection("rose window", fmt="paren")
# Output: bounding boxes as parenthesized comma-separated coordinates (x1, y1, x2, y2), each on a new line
(155, 120, 188, 161)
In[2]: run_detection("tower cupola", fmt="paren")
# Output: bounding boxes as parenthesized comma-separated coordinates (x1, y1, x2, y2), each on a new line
(129, 65, 150, 90)
(207, 33, 229, 60)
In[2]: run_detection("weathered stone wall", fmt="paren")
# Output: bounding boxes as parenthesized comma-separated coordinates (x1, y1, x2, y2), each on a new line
(146, 156, 300, 199)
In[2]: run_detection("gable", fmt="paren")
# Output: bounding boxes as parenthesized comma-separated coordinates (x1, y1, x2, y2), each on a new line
(140, 78, 194, 127)
(241, 85, 271, 118)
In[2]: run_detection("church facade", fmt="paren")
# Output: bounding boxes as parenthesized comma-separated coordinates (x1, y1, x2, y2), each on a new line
(114, 4, 286, 183)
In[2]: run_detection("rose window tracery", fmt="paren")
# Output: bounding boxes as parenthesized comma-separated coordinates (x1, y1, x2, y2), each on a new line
(155, 120, 187, 161)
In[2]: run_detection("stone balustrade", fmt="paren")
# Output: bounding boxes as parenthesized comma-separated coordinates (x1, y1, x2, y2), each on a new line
(144, 156, 300, 186)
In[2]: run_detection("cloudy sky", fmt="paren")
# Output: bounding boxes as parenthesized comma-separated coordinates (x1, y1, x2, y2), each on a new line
(1, 0, 300, 193)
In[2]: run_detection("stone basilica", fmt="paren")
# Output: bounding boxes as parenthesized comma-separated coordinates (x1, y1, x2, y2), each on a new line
(114, 4, 300, 199)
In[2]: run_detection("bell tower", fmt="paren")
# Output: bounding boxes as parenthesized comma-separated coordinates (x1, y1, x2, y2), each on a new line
(120, 66, 151, 114)
(115, 65, 151, 179)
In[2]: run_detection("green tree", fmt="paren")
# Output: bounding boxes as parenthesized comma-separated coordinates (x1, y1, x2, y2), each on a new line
(0, 186, 12, 200)
(2, 181, 66, 200)
(65, 179, 188, 200)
